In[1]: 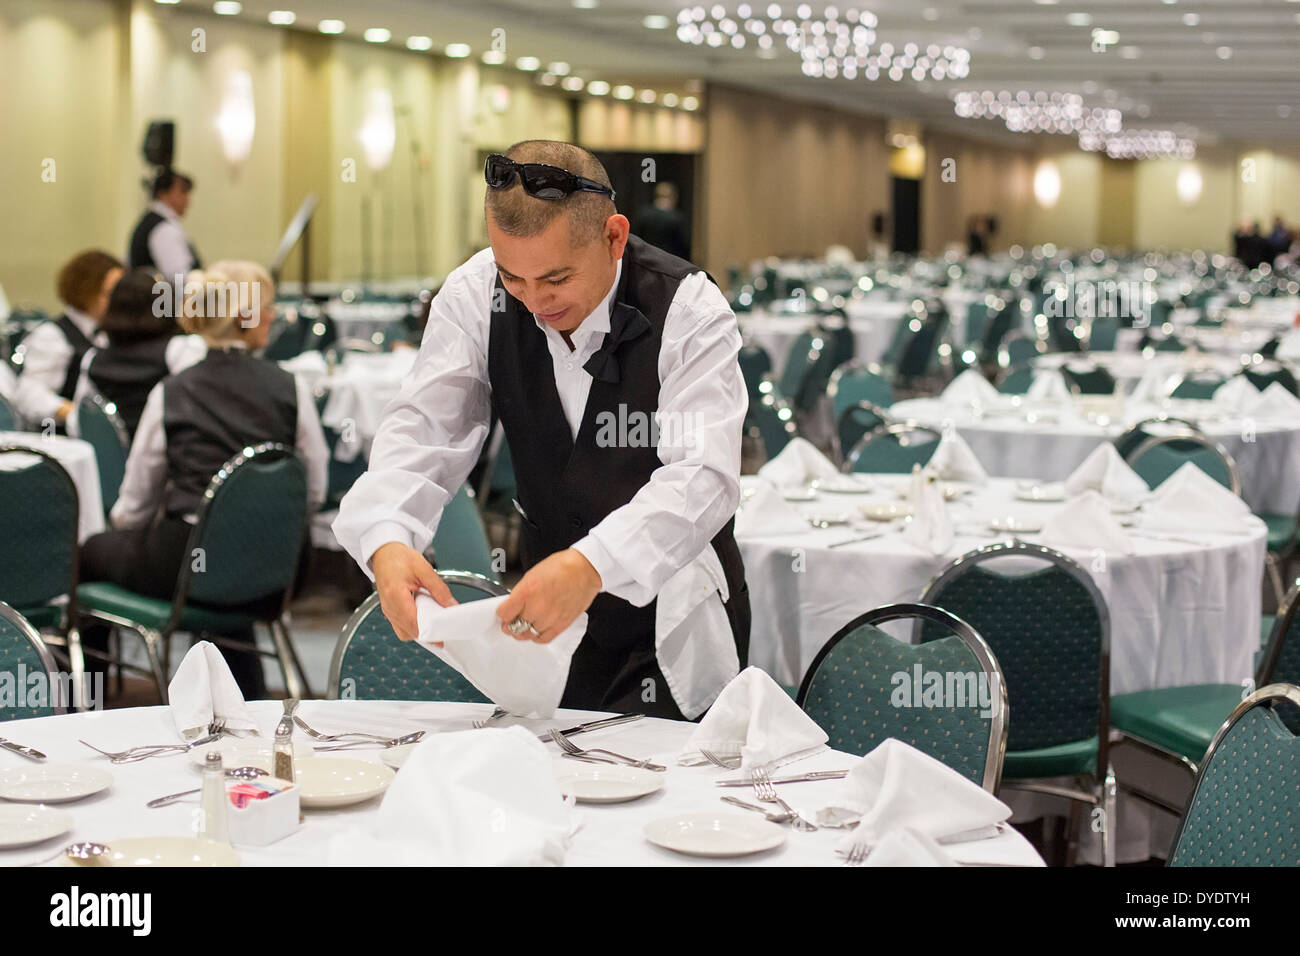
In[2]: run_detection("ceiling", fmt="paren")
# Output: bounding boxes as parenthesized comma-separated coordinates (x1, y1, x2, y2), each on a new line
(174, 0, 1300, 146)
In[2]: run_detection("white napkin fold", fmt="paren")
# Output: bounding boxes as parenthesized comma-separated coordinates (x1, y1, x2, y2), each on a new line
(1141, 461, 1252, 535)
(167, 641, 259, 738)
(902, 467, 954, 555)
(734, 480, 809, 536)
(927, 430, 989, 484)
(816, 738, 1011, 850)
(326, 727, 575, 866)
(860, 827, 958, 867)
(1040, 490, 1135, 555)
(1245, 381, 1300, 419)
(1026, 369, 1071, 401)
(757, 437, 840, 489)
(1063, 443, 1150, 504)
(941, 369, 999, 405)
(415, 594, 586, 719)
(678, 666, 828, 770)
(1212, 375, 1260, 414)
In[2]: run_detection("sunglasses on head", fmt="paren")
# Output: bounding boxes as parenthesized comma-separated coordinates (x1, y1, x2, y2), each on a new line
(484, 154, 616, 201)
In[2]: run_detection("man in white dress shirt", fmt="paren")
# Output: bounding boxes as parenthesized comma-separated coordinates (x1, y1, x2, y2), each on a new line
(126, 169, 202, 283)
(334, 141, 749, 719)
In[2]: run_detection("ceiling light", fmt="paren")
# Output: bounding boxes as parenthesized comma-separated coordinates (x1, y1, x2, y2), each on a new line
(267, 11, 295, 25)
(481, 50, 506, 64)
(644, 14, 670, 28)
(1177, 164, 1203, 205)
(1028, 46, 1045, 59)
(1065, 12, 1091, 26)
(922, 7, 939, 19)
(1120, 45, 1140, 58)
(1216, 46, 1232, 59)
(638, 89, 657, 103)
(549, 62, 571, 75)
(1279, 105, 1293, 118)
(1182, 12, 1200, 25)
(539, 73, 558, 85)
(363, 28, 391, 43)
(586, 80, 611, 95)
(1033, 161, 1061, 209)
(444, 43, 471, 58)
(406, 36, 433, 51)
(318, 19, 345, 34)
(662, 92, 680, 106)
(561, 76, 585, 91)
(213, 1, 241, 14)
(613, 85, 634, 99)
(154, 0, 181, 5)
(573, 0, 598, 8)
(516, 56, 540, 70)
(682, 95, 699, 110)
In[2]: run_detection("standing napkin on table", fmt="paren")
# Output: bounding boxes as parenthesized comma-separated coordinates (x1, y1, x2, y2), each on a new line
(1245, 381, 1300, 419)
(927, 430, 989, 484)
(1141, 462, 1252, 535)
(1040, 490, 1135, 555)
(941, 368, 999, 405)
(1063, 443, 1150, 504)
(168, 641, 260, 739)
(415, 594, 586, 719)
(678, 666, 827, 771)
(1026, 369, 1071, 402)
(816, 738, 1011, 857)
(326, 727, 575, 866)
(1212, 376, 1260, 414)
(734, 480, 810, 536)
(757, 437, 840, 489)
(902, 466, 954, 555)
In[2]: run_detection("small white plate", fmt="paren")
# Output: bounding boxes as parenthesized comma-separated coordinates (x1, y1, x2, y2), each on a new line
(1013, 482, 1066, 503)
(0, 804, 73, 849)
(187, 738, 313, 770)
(780, 487, 818, 502)
(860, 502, 913, 522)
(988, 516, 1044, 534)
(63, 836, 239, 867)
(380, 744, 418, 770)
(293, 758, 395, 808)
(556, 765, 665, 804)
(812, 474, 874, 494)
(0, 765, 112, 804)
(644, 813, 786, 858)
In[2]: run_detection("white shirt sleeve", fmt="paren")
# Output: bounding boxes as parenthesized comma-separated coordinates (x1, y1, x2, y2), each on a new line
(166, 334, 207, 374)
(109, 382, 168, 530)
(148, 219, 196, 282)
(570, 272, 746, 606)
(331, 253, 495, 577)
(294, 375, 329, 515)
(12, 323, 73, 425)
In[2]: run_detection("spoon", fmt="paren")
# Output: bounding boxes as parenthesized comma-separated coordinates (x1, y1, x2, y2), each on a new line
(145, 766, 269, 809)
(66, 842, 111, 861)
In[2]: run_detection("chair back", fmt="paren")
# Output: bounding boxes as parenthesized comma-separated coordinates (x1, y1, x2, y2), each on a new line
(980, 300, 1019, 359)
(1167, 684, 1300, 867)
(797, 603, 1007, 791)
(1169, 371, 1226, 400)
(918, 542, 1109, 764)
(738, 344, 773, 399)
(746, 391, 798, 462)
(327, 571, 505, 701)
(828, 362, 893, 420)
(1113, 416, 1203, 459)
(0, 602, 63, 720)
(429, 484, 498, 583)
(0, 447, 78, 611)
(1061, 364, 1117, 396)
(1126, 434, 1242, 495)
(1088, 317, 1119, 352)
(997, 331, 1040, 370)
(76, 395, 130, 515)
(845, 423, 941, 474)
(777, 329, 833, 412)
(998, 364, 1035, 395)
(835, 401, 891, 465)
(1260, 584, 1300, 733)
(895, 305, 949, 381)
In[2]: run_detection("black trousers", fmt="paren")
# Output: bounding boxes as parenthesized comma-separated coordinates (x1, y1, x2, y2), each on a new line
(79, 517, 267, 699)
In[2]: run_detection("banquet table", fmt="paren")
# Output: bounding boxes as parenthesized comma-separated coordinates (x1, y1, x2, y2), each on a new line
(0, 432, 104, 541)
(890, 395, 1300, 515)
(0, 699, 1043, 868)
(1033, 351, 1252, 391)
(325, 300, 414, 343)
(314, 350, 417, 462)
(740, 299, 909, 376)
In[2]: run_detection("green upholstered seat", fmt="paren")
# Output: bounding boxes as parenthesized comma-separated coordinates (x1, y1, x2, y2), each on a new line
(429, 484, 498, 583)
(0, 604, 59, 720)
(847, 426, 940, 474)
(1003, 738, 1099, 779)
(829, 363, 893, 421)
(77, 396, 129, 516)
(747, 391, 797, 461)
(836, 403, 889, 463)
(1128, 438, 1236, 492)
(76, 582, 261, 634)
(1110, 685, 1243, 765)
(1259, 513, 1297, 553)
(998, 366, 1035, 395)
(1061, 366, 1116, 395)
(777, 330, 825, 412)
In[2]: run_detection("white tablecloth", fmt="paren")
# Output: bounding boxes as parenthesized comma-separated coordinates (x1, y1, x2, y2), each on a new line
(0, 432, 104, 541)
(740, 300, 909, 376)
(1034, 351, 1250, 390)
(0, 700, 1043, 868)
(315, 351, 416, 462)
(891, 396, 1300, 515)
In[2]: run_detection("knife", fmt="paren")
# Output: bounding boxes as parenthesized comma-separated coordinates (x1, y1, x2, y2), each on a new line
(537, 713, 642, 742)
(714, 769, 850, 787)
(0, 738, 47, 762)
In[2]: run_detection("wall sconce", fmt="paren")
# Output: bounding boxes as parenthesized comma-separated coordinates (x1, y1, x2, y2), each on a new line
(359, 88, 396, 172)
(215, 70, 256, 164)
(1176, 163, 1203, 206)
(1033, 160, 1061, 209)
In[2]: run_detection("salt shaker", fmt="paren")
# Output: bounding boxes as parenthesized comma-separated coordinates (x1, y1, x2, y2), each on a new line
(198, 751, 230, 845)
(273, 718, 295, 783)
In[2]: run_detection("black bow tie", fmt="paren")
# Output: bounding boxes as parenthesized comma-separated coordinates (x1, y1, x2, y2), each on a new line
(582, 302, 651, 384)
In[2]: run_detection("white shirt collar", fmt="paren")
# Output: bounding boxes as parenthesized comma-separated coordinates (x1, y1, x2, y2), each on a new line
(64, 307, 98, 340)
(149, 199, 183, 225)
(532, 257, 622, 347)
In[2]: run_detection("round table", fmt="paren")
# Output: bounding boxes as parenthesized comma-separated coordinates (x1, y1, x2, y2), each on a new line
(740, 299, 909, 376)
(326, 300, 414, 343)
(0, 432, 104, 542)
(891, 395, 1300, 515)
(315, 351, 417, 462)
(0, 699, 1043, 867)
(1034, 351, 1250, 391)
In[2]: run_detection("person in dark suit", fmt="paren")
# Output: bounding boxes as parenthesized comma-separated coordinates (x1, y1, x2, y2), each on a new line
(632, 182, 691, 261)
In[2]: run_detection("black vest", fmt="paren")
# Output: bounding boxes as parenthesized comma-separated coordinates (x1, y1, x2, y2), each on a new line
(161, 349, 297, 517)
(88, 335, 173, 440)
(51, 314, 93, 402)
(128, 210, 202, 273)
(487, 236, 748, 677)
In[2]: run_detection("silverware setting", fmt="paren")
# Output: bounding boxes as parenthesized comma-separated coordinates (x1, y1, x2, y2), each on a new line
(721, 794, 793, 825)
(312, 731, 426, 752)
(0, 737, 47, 762)
(292, 714, 415, 743)
(535, 713, 643, 743)
(146, 766, 269, 808)
(548, 728, 666, 772)
(79, 718, 227, 764)
(473, 707, 509, 729)
(842, 841, 871, 866)
(699, 748, 741, 770)
(714, 769, 850, 787)
(751, 765, 817, 831)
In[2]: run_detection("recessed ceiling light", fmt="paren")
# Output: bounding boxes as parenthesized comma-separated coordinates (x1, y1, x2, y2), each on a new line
(1065, 12, 1091, 26)
(481, 50, 506, 64)
(682, 96, 699, 110)
(561, 76, 585, 91)
(1216, 46, 1232, 59)
(613, 85, 634, 100)
(539, 72, 558, 86)
(406, 36, 433, 51)
(662, 93, 679, 107)
(318, 19, 345, 34)
(548, 62, 571, 75)
(586, 80, 611, 95)
(363, 28, 391, 43)
(1182, 12, 1200, 25)
(516, 56, 541, 71)
(154, 0, 181, 5)
(644, 14, 670, 29)
(1034, 0, 1059, 5)
(1120, 45, 1140, 58)
(444, 43, 471, 58)
(1028, 46, 1045, 59)
(213, 1, 241, 14)
(573, 0, 597, 8)
(267, 10, 295, 25)
(922, 7, 939, 19)
(1279, 105, 1292, 118)
(638, 89, 656, 103)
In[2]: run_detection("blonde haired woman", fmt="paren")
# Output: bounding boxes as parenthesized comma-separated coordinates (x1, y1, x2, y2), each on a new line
(79, 260, 327, 696)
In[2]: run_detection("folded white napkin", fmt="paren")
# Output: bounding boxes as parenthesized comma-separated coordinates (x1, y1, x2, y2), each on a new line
(326, 727, 575, 866)
(927, 430, 989, 484)
(757, 437, 840, 489)
(902, 467, 954, 555)
(167, 641, 260, 738)
(678, 666, 828, 770)
(860, 827, 958, 867)
(1040, 490, 1135, 554)
(817, 738, 1011, 851)
(1212, 375, 1260, 414)
(734, 480, 809, 536)
(1027, 370, 1071, 401)
(1063, 443, 1150, 504)
(941, 369, 999, 405)
(415, 594, 587, 719)
(1142, 461, 1252, 535)
(1246, 381, 1300, 419)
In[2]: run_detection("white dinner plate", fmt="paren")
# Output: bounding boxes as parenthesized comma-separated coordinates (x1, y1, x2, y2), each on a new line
(0, 804, 73, 849)
(780, 487, 818, 502)
(292, 758, 395, 808)
(380, 744, 418, 770)
(63, 836, 239, 867)
(0, 764, 112, 804)
(1013, 482, 1066, 503)
(988, 516, 1044, 534)
(555, 765, 665, 804)
(860, 502, 913, 522)
(187, 738, 313, 770)
(812, 474, 874, 494)
(644, 813, 786, 858)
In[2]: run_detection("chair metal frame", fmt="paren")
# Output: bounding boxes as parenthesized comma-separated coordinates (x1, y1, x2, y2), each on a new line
(1126, 433, 1243, 497)
(842, 422, 942, 475)
(832, 399, 894, 467)
(747, 387, 800, 465)
(918, 541, 1117, 866)
(0, 600, 67, 717)
(827, 360, 891, 416)
(78, 442, 314, 702)
(326, 570, 509, 699)
(1165, 682, 1300, 864)
(795, 602, 1009, 793)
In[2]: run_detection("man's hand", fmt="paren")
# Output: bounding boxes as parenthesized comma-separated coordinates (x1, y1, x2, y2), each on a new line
(497, 549, 601, 643)
(56, 400, 74, 424)
(371, 542, 457, 642)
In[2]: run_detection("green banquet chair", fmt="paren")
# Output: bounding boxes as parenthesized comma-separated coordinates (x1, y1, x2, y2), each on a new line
(845, 423, 941, 474)
(76, 394, 130, 516)
(1125, 433, 1241, 495)
(745, 389, 798, 463)
(0, 601, 65, 720)
(428, 483, 499, 583)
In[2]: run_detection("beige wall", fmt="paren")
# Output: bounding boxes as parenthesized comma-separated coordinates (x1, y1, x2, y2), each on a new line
(1097, 157, 1136, 250)
(578, 99, 704, 152)
(920, 132, 1034, 254)
(1134, 148, 1237, 253)
(1236, 146, 1300, 232)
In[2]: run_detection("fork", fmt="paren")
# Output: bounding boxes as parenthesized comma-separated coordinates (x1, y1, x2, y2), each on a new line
(842, 840, 870, 866)
(546, 728, 667, 772)
(720, 795, 793, 825)
(292, 715, 403, 743)
(312, 731, 426, 752)
(79, 719, 226, 763)
(472, 707, 509, 729)
(699, 748, 742, 770)
(751, 765, 818, 831)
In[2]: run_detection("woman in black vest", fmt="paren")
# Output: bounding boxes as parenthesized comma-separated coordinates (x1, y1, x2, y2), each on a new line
(79, 261, 328, 698)
(74, 268, 206, 441)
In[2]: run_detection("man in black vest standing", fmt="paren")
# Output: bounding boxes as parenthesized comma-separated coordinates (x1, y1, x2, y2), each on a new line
(127, 169, 202, 284)
(334, 140, 749, 720)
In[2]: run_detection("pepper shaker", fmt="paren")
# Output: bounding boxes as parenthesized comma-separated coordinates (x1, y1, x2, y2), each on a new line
(198, 751, 230, 845)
